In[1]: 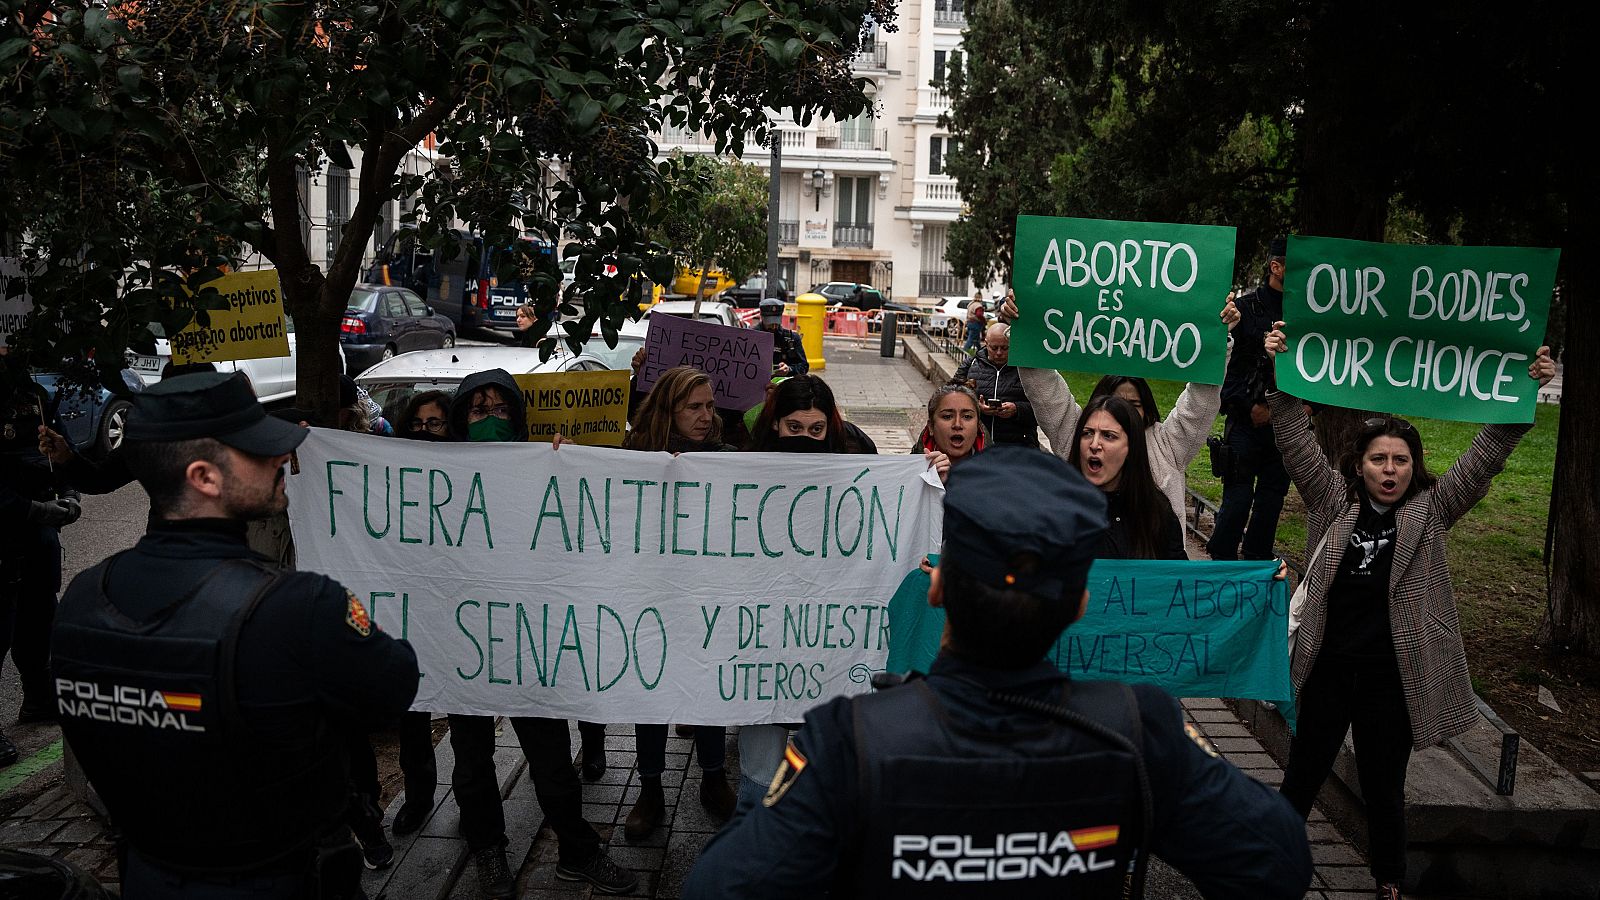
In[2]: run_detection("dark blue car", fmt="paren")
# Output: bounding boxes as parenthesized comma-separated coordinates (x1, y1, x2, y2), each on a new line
(340, 284, 456, 375)
(31, 368, 144, 459)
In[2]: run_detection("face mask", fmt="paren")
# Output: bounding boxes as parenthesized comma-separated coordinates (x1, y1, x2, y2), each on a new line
(467, 416, 517, 442)
(775, 434, 831, 453)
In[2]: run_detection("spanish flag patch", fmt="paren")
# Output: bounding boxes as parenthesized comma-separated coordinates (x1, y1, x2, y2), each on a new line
(763, 743, 808, 807)
(346, 592, 373, 637)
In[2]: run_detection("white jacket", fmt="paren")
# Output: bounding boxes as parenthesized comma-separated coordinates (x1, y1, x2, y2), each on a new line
(1018, 367, 1222, 526)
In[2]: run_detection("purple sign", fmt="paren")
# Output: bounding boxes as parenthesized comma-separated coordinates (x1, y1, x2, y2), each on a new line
(639, 314, 775, 410)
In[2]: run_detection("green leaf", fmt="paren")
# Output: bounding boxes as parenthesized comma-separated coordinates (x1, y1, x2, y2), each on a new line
(116, 64, 143, 93)
(0, 37, 30, 65)
(574, 97, 601, 130)
(46, 107, 86, 137)
(615, 25, 646, 56)
(83, 8, 110, 48)
(326, 141, 355, 171)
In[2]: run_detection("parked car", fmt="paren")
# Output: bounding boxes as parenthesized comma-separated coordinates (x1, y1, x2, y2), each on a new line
(340, 284, 456, 374)
(811, 281, 886, 311)
(927, 294, 996, 336)
(866, 301, 924, 334)
(128, 316, 346, 404)
(644, 300, 746, 329)
(718, 274, 788, 308)
(31, 368, 144, 459)
(356, 319, 648, 423)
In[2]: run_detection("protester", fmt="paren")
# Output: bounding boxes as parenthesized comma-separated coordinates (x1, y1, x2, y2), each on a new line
(951, 322, 1037, 447)
(962, 290, 986, 355)
(736, 374, 876, 811)
(610, 367, 738, 837)
(443, 368, 636, 897)
(746, 374, 877, 455)
(1209, 237, 1290, 561)
(513, 302, 541, 347)
(1066, 395, 1187, 560)
(49, 372, 419, 896)
(340, 374, 392, 436)
(1264, 326, 1555, 899)
(388, 390, 453, 837)
(758, 297, 809, 377)
(683, 446, 1313, 897)
(915, 383, 986, 484)
(1000, 293, 1239, 525)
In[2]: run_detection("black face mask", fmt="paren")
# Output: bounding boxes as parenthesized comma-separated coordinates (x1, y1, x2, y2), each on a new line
(775, 434, 831, 454)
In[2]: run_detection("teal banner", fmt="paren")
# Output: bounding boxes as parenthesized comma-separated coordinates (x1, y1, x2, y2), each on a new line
(1009, 215, 1236, 383)
(1276, 235, 1558, 424)
(888, 559, 1291, 704)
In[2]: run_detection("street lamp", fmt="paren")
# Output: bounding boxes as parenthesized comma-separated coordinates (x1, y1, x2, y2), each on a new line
(812, 167, 826, 211)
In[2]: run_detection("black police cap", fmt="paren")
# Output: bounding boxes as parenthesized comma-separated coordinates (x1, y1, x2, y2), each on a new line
(942, 445, 1108, 598)
(125, 371, 308, 457)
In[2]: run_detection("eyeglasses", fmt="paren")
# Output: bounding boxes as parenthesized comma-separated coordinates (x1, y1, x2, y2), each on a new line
(1363, 416, 1415, 433)
(409, 417, 447, 433)
(469, 404, 512, 419)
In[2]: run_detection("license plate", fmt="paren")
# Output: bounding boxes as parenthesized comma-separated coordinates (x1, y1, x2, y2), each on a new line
(132, 355, 163, 373)
(490, 309, 516, 322)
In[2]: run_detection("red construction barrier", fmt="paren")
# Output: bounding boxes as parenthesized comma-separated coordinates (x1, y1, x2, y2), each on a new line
(825, 306, 870, 336)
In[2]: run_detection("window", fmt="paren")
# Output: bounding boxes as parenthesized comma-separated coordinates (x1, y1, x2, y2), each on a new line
(382, 292, 410, 319)
(836, 176, 874, 226)
(326, 165, 351, 259)
(930, 136, 944, 176)
(839, 109, 875, 150)
(401, 290, 429, 317)
(933, 50, 946, 86)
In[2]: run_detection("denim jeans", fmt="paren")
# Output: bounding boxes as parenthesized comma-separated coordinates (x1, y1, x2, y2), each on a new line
(1206, 417, 1290, 560)
(963, 321, 983, 354)
(736, 724, 790, 813)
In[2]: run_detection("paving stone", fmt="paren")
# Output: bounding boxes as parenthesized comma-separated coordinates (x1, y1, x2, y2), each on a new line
(420, 791, 464, 838)
(1188, 708, 1241, 723)
(580, 783, 627, 804)
(1250, 768, 1284, 787)
(1306, 821, 1346, 844)
(1181, 697, 1228, 709)
(1224, 751, 1280, 770)
(1315, 864, 1373, 890)
(657, 832, 711, 899)
(1196, 722, 1254, 738)
(0, 819, 65, 843)
(605, 845, 666, 870)
(1322, 893, 1374, 900)
(48, 818, 105, 844)
(1211, 736, 1266, 754)
(1311, 843, 1365, 866)
(378, 836, 463, 900)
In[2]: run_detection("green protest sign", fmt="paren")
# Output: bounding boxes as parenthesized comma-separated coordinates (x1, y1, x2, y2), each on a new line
(1009, 215, 1236, 383)
(887, 559, 1291, 704)
(1276, 236, 1558, 424)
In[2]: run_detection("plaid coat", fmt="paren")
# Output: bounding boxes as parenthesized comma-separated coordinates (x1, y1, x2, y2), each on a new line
(1268, 392, 1531, 750)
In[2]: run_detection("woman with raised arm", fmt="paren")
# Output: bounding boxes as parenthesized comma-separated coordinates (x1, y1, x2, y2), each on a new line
(1263, 322, 1556, 900)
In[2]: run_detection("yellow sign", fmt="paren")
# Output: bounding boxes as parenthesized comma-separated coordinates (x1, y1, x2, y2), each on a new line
(169, 269, 291, 364)
(514, 368, 631, 446)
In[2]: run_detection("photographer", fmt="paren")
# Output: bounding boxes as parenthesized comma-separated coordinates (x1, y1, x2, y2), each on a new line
(950, 322, 1036, 448)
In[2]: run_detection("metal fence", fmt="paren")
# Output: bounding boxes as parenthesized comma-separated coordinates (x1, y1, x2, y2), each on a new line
(834, 224, 874, 248)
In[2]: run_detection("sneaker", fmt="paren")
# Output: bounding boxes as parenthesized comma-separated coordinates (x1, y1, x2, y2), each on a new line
(472, 848, 516, 899)
(556, 849, 639, 895)
(350, 816, 394, 870)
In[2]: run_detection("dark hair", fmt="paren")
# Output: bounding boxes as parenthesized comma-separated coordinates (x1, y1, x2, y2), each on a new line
(160, 362, 217, 380)
(122, 437, 229, 517)
(1089, 375, 1160, 427)
(400, 390, 452, 435)
(1066, 395, 1167, 559)
(1338, 417, 1435, 503)
(940, 554, 1082, 669)
(746, 375, 850, 453)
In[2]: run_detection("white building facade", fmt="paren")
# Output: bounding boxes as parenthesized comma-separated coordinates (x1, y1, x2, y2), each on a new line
(656, 0, 980, 304)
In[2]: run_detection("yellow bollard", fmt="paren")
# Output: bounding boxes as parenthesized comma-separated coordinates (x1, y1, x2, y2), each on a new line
(794, 292, 827, 372)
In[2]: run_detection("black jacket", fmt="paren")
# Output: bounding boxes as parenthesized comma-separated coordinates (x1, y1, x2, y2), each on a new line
(1095, 489, 1189, 561)
(952, 350, 1037, 446)
(768, 327, 810, 377)
(1219, 281, 1283, 420)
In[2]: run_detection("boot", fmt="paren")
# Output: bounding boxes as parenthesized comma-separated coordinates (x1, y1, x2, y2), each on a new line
(699, 768, 736, 821)
(673, 723, 695, 737)
(623, 776, 665, 841)
(0, 731, 18, 768)
(579, 740, 607, 783)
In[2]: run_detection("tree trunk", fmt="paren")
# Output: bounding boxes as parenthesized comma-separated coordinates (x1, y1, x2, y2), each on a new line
(1539, 195, 1599, 653)
(691, 258, 710, 318)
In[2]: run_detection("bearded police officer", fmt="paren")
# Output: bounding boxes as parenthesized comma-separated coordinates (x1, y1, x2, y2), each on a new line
(50, 372, 420, 898)
(684, 446, 1312, 898)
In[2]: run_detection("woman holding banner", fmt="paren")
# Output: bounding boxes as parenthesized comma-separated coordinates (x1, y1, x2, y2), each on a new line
(1263, 324, 1555, 899)
(738, 374, 878, 811)
(1000, 294, 1240, 525)
(1066, 395, 1188, 560)
(915, 384, 987, 483)
(613, 366, 739, 838)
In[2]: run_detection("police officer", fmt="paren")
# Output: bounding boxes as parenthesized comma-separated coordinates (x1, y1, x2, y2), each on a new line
(50, 372, 420, 898)
(758, 298, 809, 377)
(684, 445, 1313, 898)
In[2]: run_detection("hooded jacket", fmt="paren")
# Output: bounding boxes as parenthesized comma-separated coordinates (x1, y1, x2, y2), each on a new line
(447, 368, 527, 442)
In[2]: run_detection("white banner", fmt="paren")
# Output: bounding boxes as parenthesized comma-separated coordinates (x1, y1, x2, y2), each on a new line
(287, 430, 942, 724)
(1, 257, 35, 348)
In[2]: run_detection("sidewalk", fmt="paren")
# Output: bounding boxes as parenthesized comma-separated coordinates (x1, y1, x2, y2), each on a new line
(0, 338, 1376, 899)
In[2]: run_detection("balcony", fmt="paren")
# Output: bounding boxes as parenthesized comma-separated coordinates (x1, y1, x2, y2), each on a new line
(920, 272, 966, 296)
(934, 0, 966, 27)
(834, 224, 874, 248)
(853, 42, 888, 69)
(919, 180, 962, 202)
(817, 125, 888, 152)
(920, 87, 951, 111)
(779, 221, 798, 244)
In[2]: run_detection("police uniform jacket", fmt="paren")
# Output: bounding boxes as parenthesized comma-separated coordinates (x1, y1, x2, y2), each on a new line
(51, 519, 420, 875)
(684, 652, 1312, 899)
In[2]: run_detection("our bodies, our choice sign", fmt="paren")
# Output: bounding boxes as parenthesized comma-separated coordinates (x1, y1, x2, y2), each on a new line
(286, 429, 941, 723)
(1277, 236, 1558, 423)
(1010, 215, 1237, 384)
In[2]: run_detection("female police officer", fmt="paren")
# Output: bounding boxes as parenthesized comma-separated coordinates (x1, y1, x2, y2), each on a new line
(684, 446, 1312, 898)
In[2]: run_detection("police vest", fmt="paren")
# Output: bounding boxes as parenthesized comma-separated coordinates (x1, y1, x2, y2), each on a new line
(51, 555, 344, 875)
(844, 677, 1147, 899)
